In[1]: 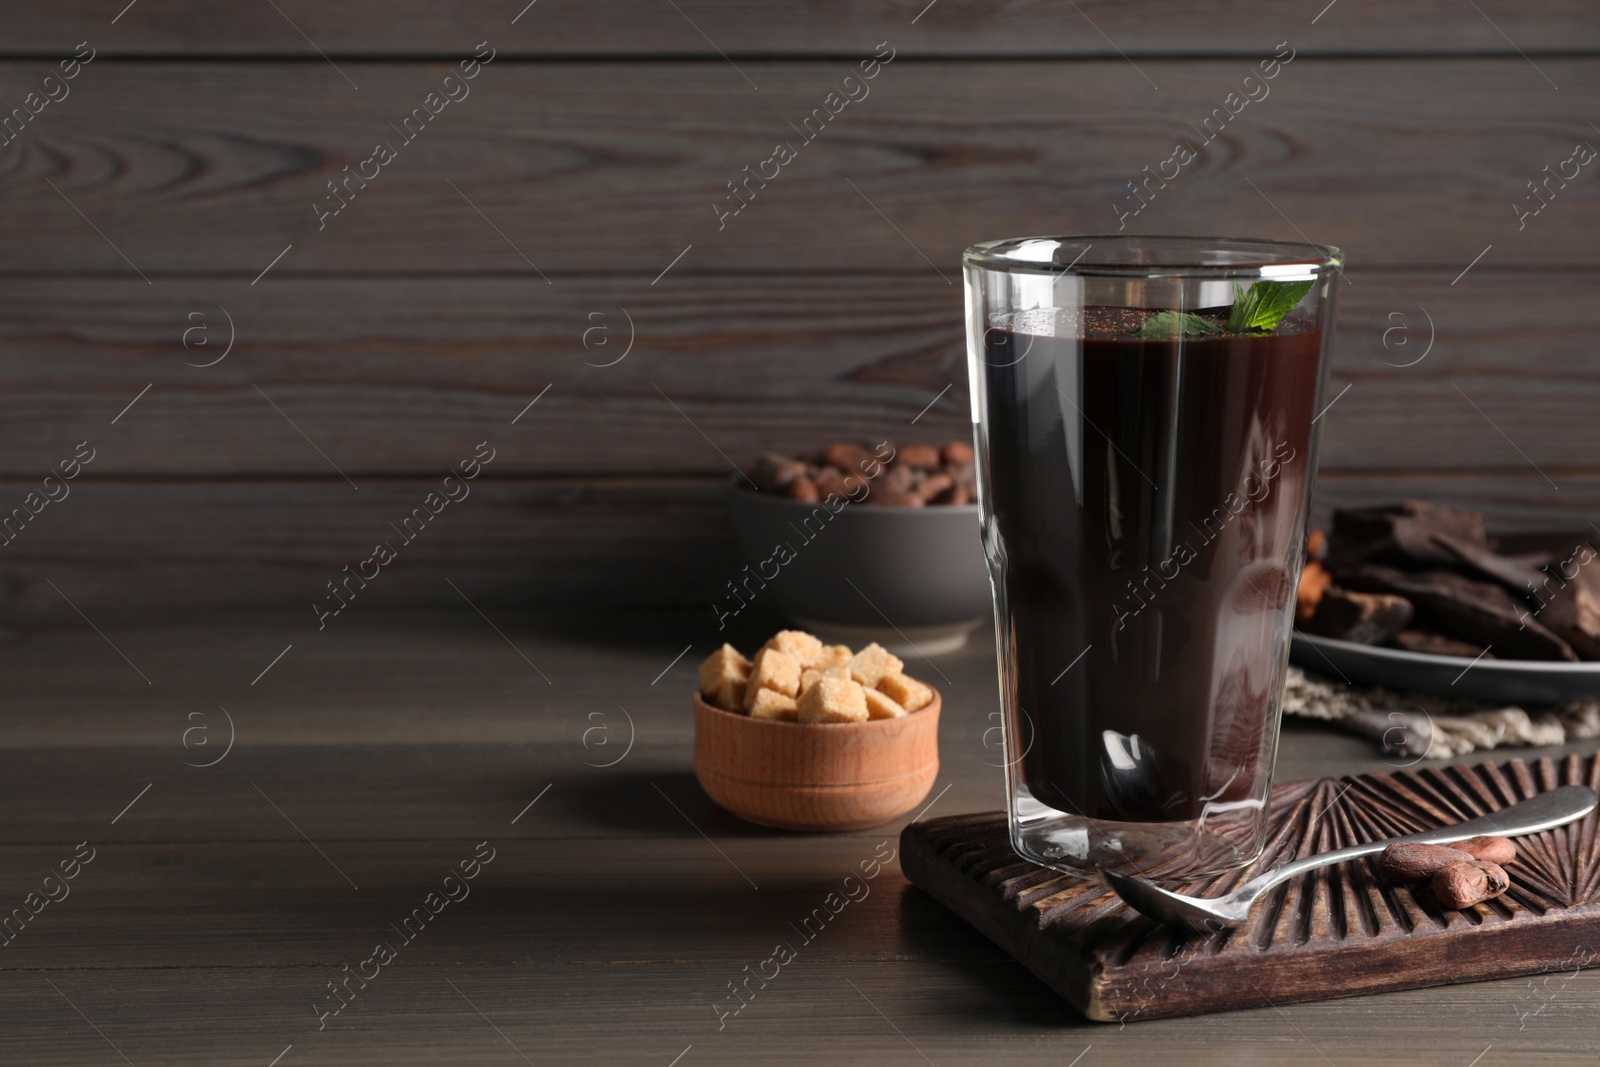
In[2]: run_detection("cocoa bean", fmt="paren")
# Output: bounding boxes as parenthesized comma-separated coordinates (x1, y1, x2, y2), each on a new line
(1432, 862, 1489, 908)
(1432, 860, 1509, 909)
(1376, 842, 1475, 883)
(1449, 835, 1517, 865)
(915, 472, 954, 502)
(785, 476, 818, 503)
(943, 440, 975, 465)
(821, 442, 874, 471)
(813, 468, 852, 500)
(898, 444, 942, 471)
(751, 452, 805, 493)
(881, 464, 915, 495)
(1476, 859, 1510, 897)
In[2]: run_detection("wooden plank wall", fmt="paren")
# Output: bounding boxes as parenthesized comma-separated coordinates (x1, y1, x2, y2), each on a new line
(0, 1, 1596, 614)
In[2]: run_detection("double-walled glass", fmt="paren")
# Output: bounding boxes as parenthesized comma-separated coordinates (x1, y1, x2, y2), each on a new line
(964, 236, 1342, 880)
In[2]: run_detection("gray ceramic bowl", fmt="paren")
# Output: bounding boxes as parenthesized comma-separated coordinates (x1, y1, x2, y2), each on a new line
(726, 486, 991, 656)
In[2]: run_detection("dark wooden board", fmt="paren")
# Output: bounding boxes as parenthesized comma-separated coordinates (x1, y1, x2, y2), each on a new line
(902, 755, 1600, 1022)
(1, 271, 1598, 477)
(3, 60, 1599, 274)
(2, 0, 1596, 56)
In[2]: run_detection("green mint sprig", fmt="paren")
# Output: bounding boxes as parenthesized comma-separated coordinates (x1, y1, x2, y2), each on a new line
(1226, 279, 1313, 333)
(1137, 279, 1313, 340)
(1138, 310, 1222, 340)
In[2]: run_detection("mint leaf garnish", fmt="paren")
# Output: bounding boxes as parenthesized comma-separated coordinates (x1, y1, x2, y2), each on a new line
(1226, 279, 1314, 333)
(1138, 310, 1222, 340)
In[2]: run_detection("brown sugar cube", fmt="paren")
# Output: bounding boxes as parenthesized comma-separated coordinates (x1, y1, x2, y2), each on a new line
(799, 666, 850, 693)
(698, 643, 750, 695)
(699, 644, 751, 711)
(848, 642, 904, 688)
(744, 648, 801, 710)
(815, 644, 852, 668)
(747, 688, 799, 722)
(862, 687, 907, 720)
(760, 630, 826, 667)
(876, 672, 934, 712)
(797, 676, 869, 724)
(712, 679, 746, 712)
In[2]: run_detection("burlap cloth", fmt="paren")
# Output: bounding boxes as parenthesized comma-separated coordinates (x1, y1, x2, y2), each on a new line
(1285, 666, 1600, 759)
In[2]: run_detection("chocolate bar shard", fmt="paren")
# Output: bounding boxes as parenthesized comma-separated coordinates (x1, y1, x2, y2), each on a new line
(1533, 542, 1600, 660)
(1390, 630, 1495, 659)
(1329, 501, 1488, 570)
(1431, 531, 1548, 597)
(1301, 587, 1414, 645)
(1337, 564, 1578, 662)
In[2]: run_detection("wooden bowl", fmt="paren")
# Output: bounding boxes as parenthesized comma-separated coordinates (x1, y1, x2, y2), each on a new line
(692, 689, 940, 831)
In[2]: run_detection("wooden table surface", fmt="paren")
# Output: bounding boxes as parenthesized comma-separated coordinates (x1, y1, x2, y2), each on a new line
(8, 606, 1600, 1066)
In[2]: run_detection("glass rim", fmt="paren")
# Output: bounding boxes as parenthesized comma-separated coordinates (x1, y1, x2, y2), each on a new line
(962, 234, 1344, 280)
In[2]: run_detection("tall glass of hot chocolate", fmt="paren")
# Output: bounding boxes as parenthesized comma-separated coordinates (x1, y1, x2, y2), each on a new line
(963, 235, 1342, 880)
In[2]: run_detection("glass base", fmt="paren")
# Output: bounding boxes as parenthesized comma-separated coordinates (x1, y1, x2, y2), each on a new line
(1009, 786, 1266, 882)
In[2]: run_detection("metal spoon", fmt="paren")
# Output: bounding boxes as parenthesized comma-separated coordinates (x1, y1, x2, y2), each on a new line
(1104, 784, 1598, 933)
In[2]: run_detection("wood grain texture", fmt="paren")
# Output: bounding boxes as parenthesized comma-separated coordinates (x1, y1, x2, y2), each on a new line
(0, 272, 1597, 478)
(902, 755, 1600, 1022)
(1, 0, 1595, 56)
(5, 611, 1600, 1065)
(0, 274, 970, 477)
(0, 476, 734, 612)
(2, 60, 1597, 274)
(0, 472, 1591, 612)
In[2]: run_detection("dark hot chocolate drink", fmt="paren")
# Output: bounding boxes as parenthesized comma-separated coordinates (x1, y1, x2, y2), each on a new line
(979, 306, 1323, 865)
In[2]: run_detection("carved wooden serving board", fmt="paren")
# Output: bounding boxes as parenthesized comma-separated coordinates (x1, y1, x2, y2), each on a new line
(900, 756, 1600, 1022)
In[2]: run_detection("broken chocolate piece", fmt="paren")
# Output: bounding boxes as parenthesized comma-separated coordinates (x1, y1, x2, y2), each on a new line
(1328, 501, 1488, 570)
(1337, 564, 1577, 661)
(1390, 630, 1496, 659)
(1535, 543, 1600, 659)
(1301, 587, 1414, 645)
(1432, 530, 1548, 597)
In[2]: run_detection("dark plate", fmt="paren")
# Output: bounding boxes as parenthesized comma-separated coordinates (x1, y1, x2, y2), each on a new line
(1291, 631, 1600, 704)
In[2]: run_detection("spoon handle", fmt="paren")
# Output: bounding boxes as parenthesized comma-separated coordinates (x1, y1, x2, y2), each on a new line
(1234, 784, 1598, 900)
